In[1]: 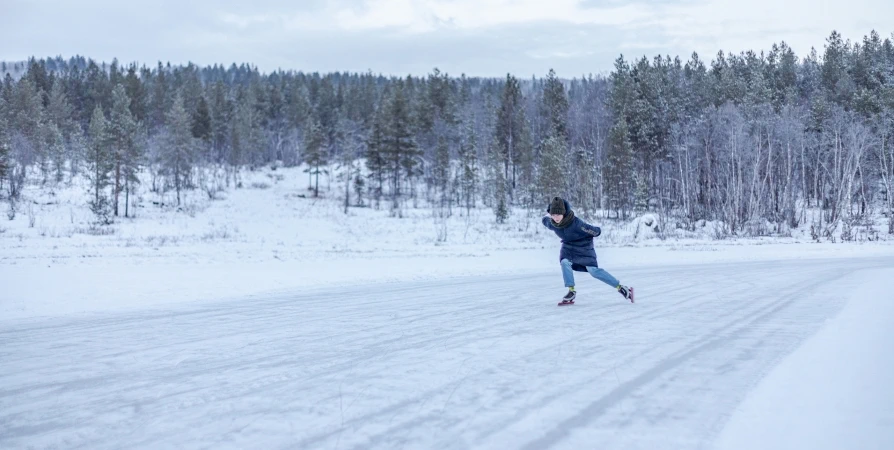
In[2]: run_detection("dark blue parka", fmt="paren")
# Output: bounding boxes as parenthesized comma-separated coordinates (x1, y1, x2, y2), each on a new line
(541, 198, 602, 272)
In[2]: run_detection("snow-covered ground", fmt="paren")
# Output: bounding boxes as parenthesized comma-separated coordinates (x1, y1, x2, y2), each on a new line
(3, 165, 892, 320)
(2, 166, 894, 448)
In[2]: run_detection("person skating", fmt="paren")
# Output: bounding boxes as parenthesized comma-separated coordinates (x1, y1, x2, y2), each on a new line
(541, 196, 634, 305)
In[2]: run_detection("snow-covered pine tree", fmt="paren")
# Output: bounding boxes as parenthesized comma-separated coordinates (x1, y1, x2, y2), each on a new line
(191, 95, 212, 144)
(0, 108, 9, 189)
(41, 122, 65, 183)
(383, 81, 420, 215)
(494, 164, 508, 224)
(365, 110, 386, 209)
(303, 115, 326, 197)
(537, 134, 567, 204)
(494, 74, 532, 205)
(432, 135, 451, 211)
(604, 117, 635, 219)
(108, 84, 140, 216)
(540, 69, 569, 142)
(161, 95, 196, 206)
(124, 64, 148, 124)
(457, 118, 478, 215)
(10, 78, 43, 168)
(45, 80, 76, 182)
(85, 106, 113, 224)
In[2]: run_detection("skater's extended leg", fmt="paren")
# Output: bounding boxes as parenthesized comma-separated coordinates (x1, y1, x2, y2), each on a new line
(586, 266, 620, 287)
(587, 266, 634, 302)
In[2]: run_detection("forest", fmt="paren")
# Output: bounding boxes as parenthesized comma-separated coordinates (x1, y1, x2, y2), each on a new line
(1, 30, 892, 239)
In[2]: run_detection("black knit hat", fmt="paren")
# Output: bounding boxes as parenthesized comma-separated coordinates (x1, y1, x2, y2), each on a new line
(548, 197, 566, 215)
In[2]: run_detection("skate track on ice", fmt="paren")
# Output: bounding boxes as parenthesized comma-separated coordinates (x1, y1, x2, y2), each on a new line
(1, 256, 892, 449)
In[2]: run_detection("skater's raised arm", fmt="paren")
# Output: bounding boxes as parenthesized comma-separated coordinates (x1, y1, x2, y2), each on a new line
(580, 222, 601, 237)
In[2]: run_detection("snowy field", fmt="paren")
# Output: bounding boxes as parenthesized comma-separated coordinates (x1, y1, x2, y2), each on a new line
(2, 167, 894, 449)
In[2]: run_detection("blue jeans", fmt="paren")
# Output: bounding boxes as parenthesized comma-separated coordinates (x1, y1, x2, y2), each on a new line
(561, 258, 619, 288)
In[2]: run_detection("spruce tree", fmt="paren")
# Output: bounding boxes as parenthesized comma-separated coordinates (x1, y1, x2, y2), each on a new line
(45, 80, 77, 181)
(537, 134, 566, 203)
(162, 95, 196, 206)
(42, 122, 65, 183)
(353, 166, 366, 207)
(84, 60, 110, 123)
(124, 64, 148, 123)
(383, 82, 420, 213)
(192, 95, 212, 143)
(335, 117, 363, 213)
(230, 86, 265, 171)
(541, 69, 569, 141)
(303, 115, 326, 197)
(209, 81, 231, 164)
(108, 84, 139, 216)
(433, 136, 451, 209)
(46, 79, 74, 137)
(494, 164, 509, 224)
(85, 107, 113, 224)
(494, 74, 530, 203)
(457, 119, 478, 215)
(0, 110, 9, 187)
(151, 62, 170, 130)
(10, 78, 43, 161)
(365, 111, 387, 208)
(603, 117, 635, 218)
(68, 127, 87, 180)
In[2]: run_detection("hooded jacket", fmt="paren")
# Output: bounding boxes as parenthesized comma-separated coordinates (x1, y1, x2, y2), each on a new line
(541, 198, 602, 272)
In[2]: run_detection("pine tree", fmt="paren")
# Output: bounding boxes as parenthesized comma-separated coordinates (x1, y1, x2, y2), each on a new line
(604, 117, 635, 218)
(192, 95, 212, 143)
(537, 134, 566, 202)
(432, 136, 451, 209)
(230, 86, 265, 172)
(46, 79, 75, 136)
(335, 117, 363, 213)
(303, 115, 326, 197)
(68, 127, 87, 179)
(316, 77, 338, 148)
(383, 82, 420, 213)
(457, 119, 478, 214)
(162, 95, 196, 206)
(0, 109, 10, 187)
(41, 122, 65, 183)
(25, 58, 51, 101)
(494, 74, 530, 203)
(365, 111, 387, 208)
(84, 60, 111, 123)
(125, 64, 148, 123)
(209, 81, 231, 165)
(494, 164, 509, 223)
(10, 78, 43, 162)
(85, 107, 113, 224)
(541, 69, 569, 141)
(108, 84, 139, 216)
(151, 62, 170, 131)
(45, 80, 78, 181)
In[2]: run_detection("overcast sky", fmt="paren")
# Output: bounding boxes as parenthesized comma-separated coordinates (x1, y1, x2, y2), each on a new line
(1, 0, 891, 78)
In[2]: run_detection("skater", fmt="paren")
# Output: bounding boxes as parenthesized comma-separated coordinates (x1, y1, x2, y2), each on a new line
(541, 196, 634, 305)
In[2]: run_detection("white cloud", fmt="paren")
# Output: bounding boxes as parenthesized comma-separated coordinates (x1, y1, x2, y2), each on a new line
(1, 0, 891, 76)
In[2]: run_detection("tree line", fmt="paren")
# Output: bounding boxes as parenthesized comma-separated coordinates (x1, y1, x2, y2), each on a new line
(1, 30, 892, 237)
